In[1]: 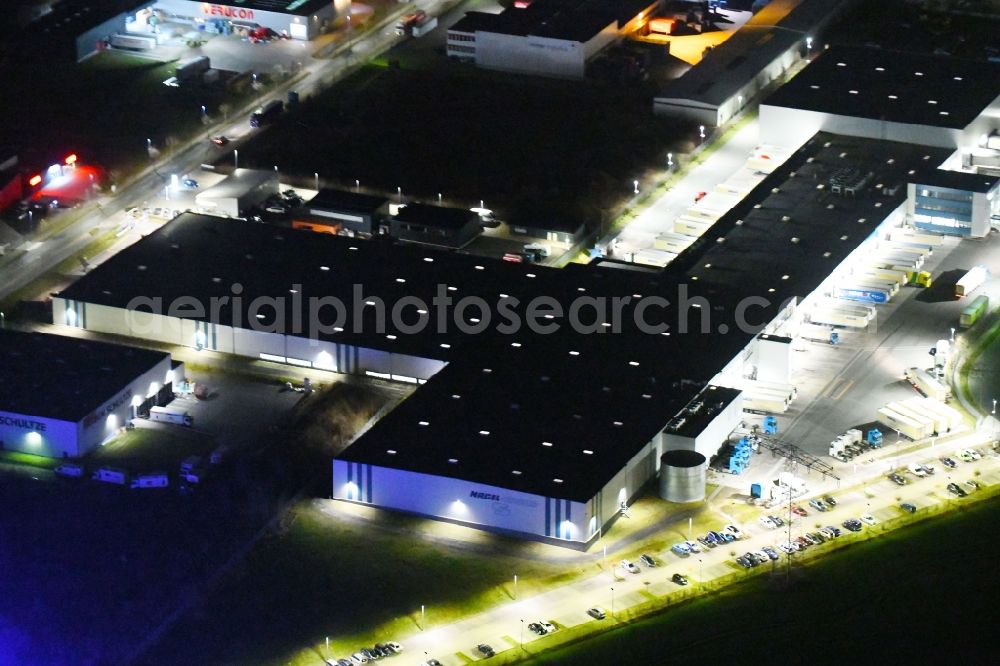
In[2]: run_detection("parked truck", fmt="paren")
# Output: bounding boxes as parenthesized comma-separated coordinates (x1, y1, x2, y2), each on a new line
(131, 472, 169, 489)
(904, 367, 951, 402)
(955, 265, 989, 298)
(835, 284, 890, 304)
(412, 16, 438, 37)
(959, 294, 989, 328)
(110, 33, 157, 51)
(250, 99, 283, 128)
(149, 406, 193, 426)
(92, 467, 129, 485)
(395, 10, 427, 35)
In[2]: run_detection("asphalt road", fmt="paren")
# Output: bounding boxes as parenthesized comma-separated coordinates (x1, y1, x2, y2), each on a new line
(0, 4, 419, 305)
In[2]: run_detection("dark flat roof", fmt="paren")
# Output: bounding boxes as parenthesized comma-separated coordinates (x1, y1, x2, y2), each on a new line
(306, 188, 389, 214)
(58, 133, 953, 500)
(911, 170, 1000, 194)
(393, 203, 481, 230)
(216, 0, 333, 17)
(0, 330, 168, 422)
(664, 386, 742, 439)
(449, 0, 649, 42)
(763, 45, 1000, 129)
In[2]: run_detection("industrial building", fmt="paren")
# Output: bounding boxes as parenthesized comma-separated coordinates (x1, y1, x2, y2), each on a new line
(194, 168, 279, 218)
(390, 203, 483, 248)
(0, 330, 181, 458)
(152, 0, 343, 40)
(294, 188, 390, 237)
(48, 129, 960, 543)
(653, 0, 848, 126)
(905, 171, 1000, 238)
(759, 45, 1000, 150)
(21, 0, 156, 61)
(446, 0, 658, 79)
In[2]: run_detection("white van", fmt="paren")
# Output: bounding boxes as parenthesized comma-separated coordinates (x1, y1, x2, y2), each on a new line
(54, 463, 84, 478)
(131, 472, 169, 489)
(92, 467, 129, 485)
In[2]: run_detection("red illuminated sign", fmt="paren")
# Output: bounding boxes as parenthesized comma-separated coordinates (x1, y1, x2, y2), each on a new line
(29, 175, 42, 186)
(201, 3, 255, 20)
(64, 153, 77, 165)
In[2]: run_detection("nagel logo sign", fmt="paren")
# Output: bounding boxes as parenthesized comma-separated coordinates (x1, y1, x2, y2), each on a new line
(201, 3, 255, 20)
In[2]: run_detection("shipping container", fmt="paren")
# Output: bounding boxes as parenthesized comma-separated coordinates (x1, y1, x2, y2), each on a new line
(955, 266, 989, 298)
(959, 294, 989, 327)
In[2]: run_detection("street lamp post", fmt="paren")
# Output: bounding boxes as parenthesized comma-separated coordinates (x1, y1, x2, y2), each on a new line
(610, 586, 615, 617)
(397, 186, 402, 202)
(992, 398, 996, 416)
(420, 604, 425, 630)
(315, 172, 319, 191)
(667, 152, 673, 168)
(355, 179, 360, 191)
(234, 149, 239, 169)
(699, 125, 706, 140)
(633, 180, 639, 195)
(514, 573, 518, 599)
(438, 192, 442, 203)
(520, 619, 525, 650)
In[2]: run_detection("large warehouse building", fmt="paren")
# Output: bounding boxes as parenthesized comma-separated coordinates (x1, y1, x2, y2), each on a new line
(153, 0, 343, 40)
(50, 131, 957, 543)
(447, 0, 658, 79)
(759, 45, 1000, 150)
(0, 330, 181, 458)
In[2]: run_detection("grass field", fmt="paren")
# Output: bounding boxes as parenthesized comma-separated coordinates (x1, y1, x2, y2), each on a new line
(528, 494, 1000, 664)
(236, 63, 695, 233)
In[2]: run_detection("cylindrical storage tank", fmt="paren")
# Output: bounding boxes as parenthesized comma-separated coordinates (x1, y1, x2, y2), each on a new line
(658, 450, 707, 503)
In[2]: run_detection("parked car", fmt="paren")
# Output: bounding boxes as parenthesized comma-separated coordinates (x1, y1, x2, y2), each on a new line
(621, 559, 640, 574)
(210, 135, 229, 145)
(818, 527, 835, 540)
(860, 514, 877, 525)
(671, 543, 691, 556)
(825, 526, 842, 537)
(808, 499, 828, 512)
(759, 515, 776, 529)
(809, 532, 826, 544)
(791, 506, 808, 517)
(762, 546, 780, 560)
(965, 479, 980, 491)
(777, 542, 796, 554)
(672, 573, 689, 585)
(683, 540, 702, 553)
(587, 607, 606, 620)
(540, 621, 556, 634)
(947, 482, 967, 497)
(735, 555, 752, 568)
(476, 644, 495, 657)
(900, 502, 917, 513)
(697, 536, 714, 549)
(889, 473, 908, 485)
(639, 554, 657, 567)
(528, 622, 544, 635)
(182, 178, 199, 189)
(724, 524, 745, 539)
(769, 515, 784, 527)
(842, 519, 863, 532)
(940, 457, 957, 469)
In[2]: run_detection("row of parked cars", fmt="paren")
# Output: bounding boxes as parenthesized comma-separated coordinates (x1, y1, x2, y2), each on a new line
(684, 524, 747, 554)
(325, 641, 402, 665)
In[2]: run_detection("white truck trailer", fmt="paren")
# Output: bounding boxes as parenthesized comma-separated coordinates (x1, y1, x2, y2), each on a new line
(955, 265, 989, 298)
(904, 367, 950, 402)
(149, 406, 193, 426)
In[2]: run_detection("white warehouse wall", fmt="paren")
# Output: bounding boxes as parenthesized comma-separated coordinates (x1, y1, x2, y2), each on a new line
(332, 461, 589, 541)
(759, 105, 964, 150)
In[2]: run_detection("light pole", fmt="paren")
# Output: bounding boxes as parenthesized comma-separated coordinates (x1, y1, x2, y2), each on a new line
(633, 180, 639, 194)
(200, 104, 207, 121)
(146, 137, 153, 161)
(687, 517, 692, 541)
(314, 172, 319, 191)
(667, 152, 673, 168)
(992, 398, 996, 416)
(520, 619, 525, 650)
(610, 586, 615, 617)
(806, 36, 813, 51)
(355, 179, 360, 191)
(438, 192, 442, 203)
(0, 312, 5, 329)
(274, 165, 279, 175)
(234, 149, 239, 169)
(951, 327, 955, 342)
(397, 186, 402, 202)
(699, 125, 706, 140)
(420, 604, 425, 630)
